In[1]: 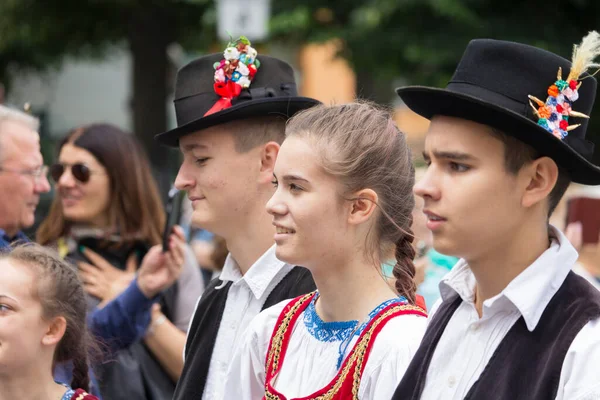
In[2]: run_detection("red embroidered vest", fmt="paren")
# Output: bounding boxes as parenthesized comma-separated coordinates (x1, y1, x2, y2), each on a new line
(263, 292, 427, 400)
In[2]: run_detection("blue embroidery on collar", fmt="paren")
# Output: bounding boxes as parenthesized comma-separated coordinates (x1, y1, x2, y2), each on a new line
(303, 295, 358, 342)
(303, 293, 408, 343)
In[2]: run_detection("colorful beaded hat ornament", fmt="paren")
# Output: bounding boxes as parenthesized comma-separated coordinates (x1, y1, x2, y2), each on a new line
(529, 31, 600, 140)
(205, 36, 261, 116)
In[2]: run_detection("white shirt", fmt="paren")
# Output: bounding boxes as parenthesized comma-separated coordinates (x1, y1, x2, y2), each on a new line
(420, 227, 600, 400)
(223, 296, 427, 400)
(185, 245, 294, 400)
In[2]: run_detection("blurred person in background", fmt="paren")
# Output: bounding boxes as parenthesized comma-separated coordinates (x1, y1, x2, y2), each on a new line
(0, 104, 51, 245)
(37, 123, 203, 399)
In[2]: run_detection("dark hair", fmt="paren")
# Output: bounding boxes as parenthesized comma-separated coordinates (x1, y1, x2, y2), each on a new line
(489, 128, 571, 216)
(1, 244, 97, 391)
(37, 124, 166, 245)
(285, 102, 417, 303)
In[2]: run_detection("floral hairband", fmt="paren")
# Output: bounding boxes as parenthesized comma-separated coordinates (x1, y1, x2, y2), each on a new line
(204, 36, 261, 116)
(529, 31, 600, 140)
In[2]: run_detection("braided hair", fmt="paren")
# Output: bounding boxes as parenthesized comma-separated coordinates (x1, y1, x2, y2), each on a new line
(393, 216, 417, 303)
(2, 244, 97, 391)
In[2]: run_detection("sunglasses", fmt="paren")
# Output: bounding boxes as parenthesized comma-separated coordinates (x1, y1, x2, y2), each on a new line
(50, 163, 95, 183)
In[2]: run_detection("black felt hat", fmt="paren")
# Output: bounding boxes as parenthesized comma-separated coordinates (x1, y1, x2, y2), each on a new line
(156, 53, 320, 147)
(396, 37, 600, 185)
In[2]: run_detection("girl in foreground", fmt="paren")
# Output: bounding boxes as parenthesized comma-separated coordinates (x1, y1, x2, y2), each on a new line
(0, 244, 99, 400)
(224, 102, 427, 399)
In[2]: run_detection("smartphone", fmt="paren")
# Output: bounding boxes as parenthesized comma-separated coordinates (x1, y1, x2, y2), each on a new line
(163, 186, 182, 252)
(566, 197, 600, 245)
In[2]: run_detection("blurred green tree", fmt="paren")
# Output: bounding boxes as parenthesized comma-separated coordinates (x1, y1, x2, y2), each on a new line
(2, 0, 599, 165)
(270, 0, 600, 163)
(0, 0, 217, 190)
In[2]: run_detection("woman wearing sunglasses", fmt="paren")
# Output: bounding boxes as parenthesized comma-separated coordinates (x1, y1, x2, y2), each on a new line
(37, 124, 204, 399)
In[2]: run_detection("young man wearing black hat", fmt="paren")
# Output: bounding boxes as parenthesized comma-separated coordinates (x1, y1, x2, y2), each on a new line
(155, 38, 319, 399)
(393, 33, 600, 400)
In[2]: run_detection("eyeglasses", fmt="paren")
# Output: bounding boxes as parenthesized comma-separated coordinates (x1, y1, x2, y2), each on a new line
(50, 163, 99, 184)
(0, 165, 48, 181)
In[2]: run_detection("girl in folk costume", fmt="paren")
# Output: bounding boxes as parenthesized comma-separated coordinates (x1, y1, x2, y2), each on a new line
(0, 244, 99, 400)
(224, 102, 428, 400)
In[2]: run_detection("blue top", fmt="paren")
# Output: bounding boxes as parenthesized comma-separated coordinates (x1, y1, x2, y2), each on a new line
(1, 230, 156, 398)
(88, 278, 156, 348)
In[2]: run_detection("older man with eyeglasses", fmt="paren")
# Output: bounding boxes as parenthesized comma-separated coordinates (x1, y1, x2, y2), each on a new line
(0, 105, 51, 246)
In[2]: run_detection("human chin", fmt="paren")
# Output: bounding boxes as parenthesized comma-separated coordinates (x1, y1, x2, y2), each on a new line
(430, 233, 462, 258)
(21, 210, 36, 230)
(274, 244, 302, 265)
(62, 207, 89, 223)
(191, 208, 218, 231)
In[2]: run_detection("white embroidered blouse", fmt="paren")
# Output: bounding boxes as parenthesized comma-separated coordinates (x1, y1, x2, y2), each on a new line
(223, 294, 427, 400)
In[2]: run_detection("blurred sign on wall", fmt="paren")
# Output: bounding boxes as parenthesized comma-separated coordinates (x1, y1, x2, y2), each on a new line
(217, 0, 270, 42)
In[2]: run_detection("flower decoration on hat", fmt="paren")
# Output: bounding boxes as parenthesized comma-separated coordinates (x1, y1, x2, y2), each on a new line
(204, 36, 261, 116)
(529, 31, 600, 140)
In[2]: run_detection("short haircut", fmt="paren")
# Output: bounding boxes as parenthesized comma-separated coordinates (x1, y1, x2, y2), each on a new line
(489, 128, 571, 216)
(0, 105, 40, 162)
(227, 116, 287, 153)
(0, 105, 39, 131)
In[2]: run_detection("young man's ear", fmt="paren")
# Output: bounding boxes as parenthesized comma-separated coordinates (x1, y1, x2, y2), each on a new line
(258, 141, 280, 183)
(41, 316, 67, 347)
(521, 156, 559, 209)
(348, 189, 379, 225)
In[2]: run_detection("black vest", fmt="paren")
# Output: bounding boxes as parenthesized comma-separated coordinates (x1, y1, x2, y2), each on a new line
(393, 271, 600, 400)
(172, 266, 316, 399)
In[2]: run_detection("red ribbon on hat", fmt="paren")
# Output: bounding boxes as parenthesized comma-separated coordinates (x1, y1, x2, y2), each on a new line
(204, 81, 242, 116)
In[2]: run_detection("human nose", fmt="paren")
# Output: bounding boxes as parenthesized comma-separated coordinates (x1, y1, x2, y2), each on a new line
(35, 170, 51, 193)
(413, 167, 441, 201)
(57, 165, 77, 188)
(174, 160, 195, 191)
(266, 187, 287, 216)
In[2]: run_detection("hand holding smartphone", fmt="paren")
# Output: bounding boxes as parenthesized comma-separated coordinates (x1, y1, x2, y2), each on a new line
(163, 186, 182, 252)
